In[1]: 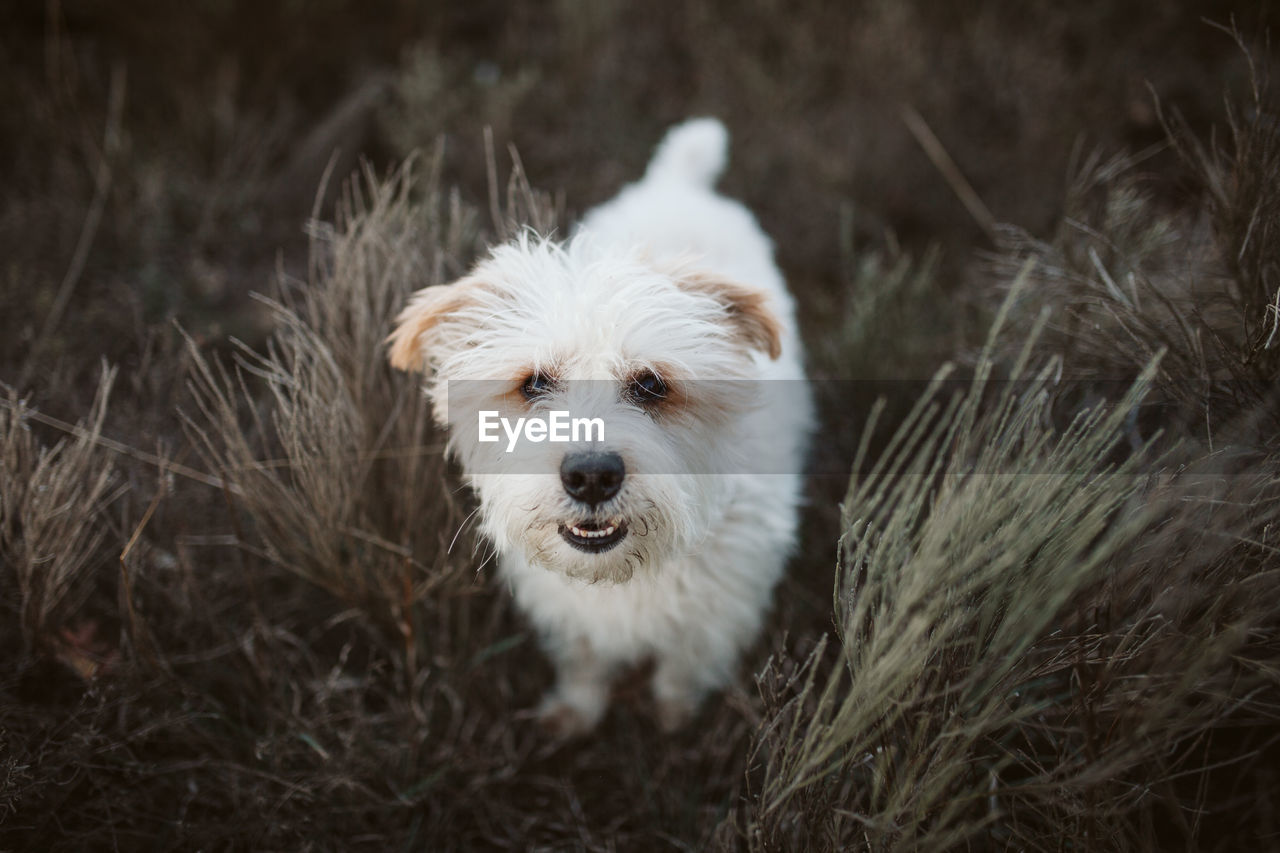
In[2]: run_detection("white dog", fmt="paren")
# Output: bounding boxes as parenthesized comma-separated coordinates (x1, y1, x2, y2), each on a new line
(388, 118, 812, 735)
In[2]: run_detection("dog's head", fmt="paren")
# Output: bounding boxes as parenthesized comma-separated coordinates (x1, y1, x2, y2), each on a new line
(388, 236, 783, 583)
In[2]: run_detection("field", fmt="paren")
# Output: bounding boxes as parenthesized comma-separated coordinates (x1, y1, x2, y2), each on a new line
(2, 2, 1279, 850)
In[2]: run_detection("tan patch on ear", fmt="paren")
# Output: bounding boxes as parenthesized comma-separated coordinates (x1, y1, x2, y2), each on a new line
(386, 278, 488, 373)
(677, 272, 784, 360)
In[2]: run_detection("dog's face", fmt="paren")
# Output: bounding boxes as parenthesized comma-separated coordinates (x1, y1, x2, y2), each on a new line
(388, 238, 782, 583)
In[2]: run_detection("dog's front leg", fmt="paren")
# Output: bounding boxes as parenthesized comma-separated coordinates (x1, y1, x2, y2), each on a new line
(535, 636, 612, 737)
(651, 649, 729, 733)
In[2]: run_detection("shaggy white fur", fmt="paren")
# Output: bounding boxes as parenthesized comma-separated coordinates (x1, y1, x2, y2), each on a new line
(388, 118, 813, 734)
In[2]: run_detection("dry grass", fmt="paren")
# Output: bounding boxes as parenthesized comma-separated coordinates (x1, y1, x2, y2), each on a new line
(181, 157, 472, 636)
(992, 28, 1280, 449)
(1, 368, 119, 654)
(734, 297, 1280, 849)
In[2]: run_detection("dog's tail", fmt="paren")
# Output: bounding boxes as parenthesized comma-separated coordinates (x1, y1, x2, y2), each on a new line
(643, 118, 729, 188)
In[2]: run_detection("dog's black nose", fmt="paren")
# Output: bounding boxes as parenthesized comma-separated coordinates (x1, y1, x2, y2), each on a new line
(560, 452, 625, 506)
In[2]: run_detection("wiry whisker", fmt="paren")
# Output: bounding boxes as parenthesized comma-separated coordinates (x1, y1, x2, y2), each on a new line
(473, 543, 499, 578)
(448, 504, 483, 555)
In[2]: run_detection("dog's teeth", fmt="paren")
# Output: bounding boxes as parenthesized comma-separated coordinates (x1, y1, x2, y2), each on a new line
(570, 524, 618, 539)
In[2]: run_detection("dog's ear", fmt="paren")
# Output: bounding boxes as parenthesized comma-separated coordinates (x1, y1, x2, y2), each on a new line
(387, 278, 488, 373)
(676, 273, 784, 360)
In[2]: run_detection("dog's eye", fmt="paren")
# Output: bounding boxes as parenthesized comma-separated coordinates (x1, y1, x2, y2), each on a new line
(627, 370, 667, 405)
(521, 371, 555, 400)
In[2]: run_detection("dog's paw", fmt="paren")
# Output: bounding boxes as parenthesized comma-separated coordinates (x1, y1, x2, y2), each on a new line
(535, 697, 603, 739)
(654, 696, 697, 733)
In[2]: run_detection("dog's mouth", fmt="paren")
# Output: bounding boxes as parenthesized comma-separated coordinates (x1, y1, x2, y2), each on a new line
(558, 519, 628, 553)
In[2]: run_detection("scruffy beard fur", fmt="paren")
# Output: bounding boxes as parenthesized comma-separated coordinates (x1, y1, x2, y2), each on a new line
(470, 470, 726, 585)
(480, 477, 680, 585)
(388, 118, 813, 736)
